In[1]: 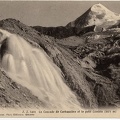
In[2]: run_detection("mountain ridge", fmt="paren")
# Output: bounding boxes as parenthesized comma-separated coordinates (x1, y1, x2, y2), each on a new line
(33, 4, 120, 39)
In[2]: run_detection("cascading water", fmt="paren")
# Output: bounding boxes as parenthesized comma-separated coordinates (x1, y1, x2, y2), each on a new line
(0, 29, 80, 109)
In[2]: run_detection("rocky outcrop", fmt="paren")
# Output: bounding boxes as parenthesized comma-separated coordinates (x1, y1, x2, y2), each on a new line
(0, 69, 43, 108)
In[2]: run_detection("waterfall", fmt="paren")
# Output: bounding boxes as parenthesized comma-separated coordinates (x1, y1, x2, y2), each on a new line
(0, 29, 80, 109)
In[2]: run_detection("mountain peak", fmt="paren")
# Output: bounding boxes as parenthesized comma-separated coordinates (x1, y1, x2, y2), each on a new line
(91, 3, 107, 10)
(90, 3, 116, 16)
(66, 3, 120, 28)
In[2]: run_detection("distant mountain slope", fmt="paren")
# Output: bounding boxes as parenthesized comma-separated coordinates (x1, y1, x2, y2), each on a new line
(33, 26, 76, 39)
(33, 25, 95, 39)
(66, 3, 120, 28)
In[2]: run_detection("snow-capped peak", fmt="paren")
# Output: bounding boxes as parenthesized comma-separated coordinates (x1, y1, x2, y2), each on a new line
(91, 3, 110, 12)
(66, 3, 120, 28)
(88, 3, 120, 26)
(91, 3, 120, 19)
(91, 3, 120, 17)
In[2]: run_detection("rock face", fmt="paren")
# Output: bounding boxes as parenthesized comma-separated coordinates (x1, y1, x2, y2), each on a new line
(0, 69, 43, 108)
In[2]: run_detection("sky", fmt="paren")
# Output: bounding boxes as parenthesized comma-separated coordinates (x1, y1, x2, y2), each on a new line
(0, 1, 120, 27)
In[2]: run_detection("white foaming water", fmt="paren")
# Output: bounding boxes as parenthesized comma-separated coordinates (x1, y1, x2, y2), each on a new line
(0, 29, 80, 109)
